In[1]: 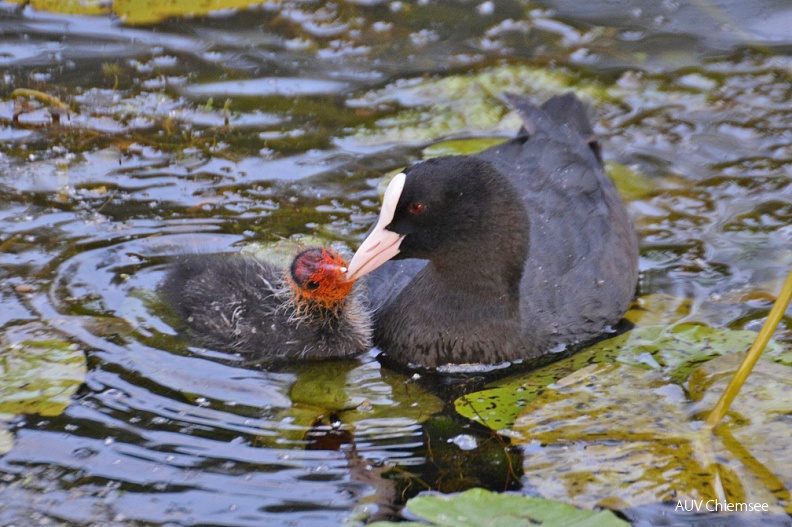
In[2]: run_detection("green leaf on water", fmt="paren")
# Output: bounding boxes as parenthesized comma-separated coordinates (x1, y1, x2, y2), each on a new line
(367, 488, 628, 527)
(604, 161, 660, 201)
(8, 0, 109, 17)
(351, 65, 610, 147)
(622, 293, 692, 327)
(455, 323, 787, 431)
(513, 363, 722, 510)
(512, 355, 792, 513)
(690, 353, 792, 515)
(422, 138, 507, 159)
(454, 344, 621, 432)
(606, 323, 787, 384)
(0, 331, 86, 417)
(115, 0, 278, 25)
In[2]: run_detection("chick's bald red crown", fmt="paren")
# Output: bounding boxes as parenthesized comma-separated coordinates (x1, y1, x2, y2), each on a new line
(288, 248, 354, 308)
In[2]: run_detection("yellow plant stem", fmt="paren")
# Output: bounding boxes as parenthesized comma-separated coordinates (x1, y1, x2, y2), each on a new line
(11, 89, 68, 110)
(706, 267, 792, 427)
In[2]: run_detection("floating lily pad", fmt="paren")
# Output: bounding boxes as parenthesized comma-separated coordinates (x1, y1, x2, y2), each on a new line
(7, 0, 109, 16)
(513, 360, 791, 511)
(623, 294, 692, 327)
(115, 0, 276, 25)
(454, 344, 621, 433)
(19, 0, 278, 25)
(605, 324, 787, 384)
(689, 353, 792, 514)
(351, 65, 610, 147)
(422, 138, 507, 159)
(0, 329, 86, 417)
(604, 162, 660, 201)
(368, 487, 628, 527)
(514, 363, 724, 509)
(455, 323, 787, 431)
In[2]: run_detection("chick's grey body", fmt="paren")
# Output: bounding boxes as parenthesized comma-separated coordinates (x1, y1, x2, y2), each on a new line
(366, 93, 639, 368)
(160, 254, 372, 360)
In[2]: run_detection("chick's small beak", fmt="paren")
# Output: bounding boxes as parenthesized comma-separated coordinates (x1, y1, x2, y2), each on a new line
(320, 262, 349, 280)
(313, 248, 352, 282)
(346, 173, 406, 281)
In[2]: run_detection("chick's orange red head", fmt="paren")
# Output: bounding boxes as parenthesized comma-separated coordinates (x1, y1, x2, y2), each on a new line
(288, 248, 354, 308)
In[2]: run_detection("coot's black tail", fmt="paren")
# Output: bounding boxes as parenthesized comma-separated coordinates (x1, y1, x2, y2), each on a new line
(503, 92, 602, 163)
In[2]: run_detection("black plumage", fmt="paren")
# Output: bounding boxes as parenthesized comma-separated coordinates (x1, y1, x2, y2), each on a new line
(349, 93, 639, 369)
(160, 249, 372, 361)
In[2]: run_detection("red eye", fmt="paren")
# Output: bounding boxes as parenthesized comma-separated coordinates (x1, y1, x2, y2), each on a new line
(408, 202, 424, 215)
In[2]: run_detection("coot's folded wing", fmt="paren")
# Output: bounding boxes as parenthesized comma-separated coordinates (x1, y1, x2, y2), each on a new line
(476, 93, 638, 347)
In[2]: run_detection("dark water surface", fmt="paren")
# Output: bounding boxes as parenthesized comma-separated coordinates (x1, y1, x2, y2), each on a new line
(1, 0, 791, 525)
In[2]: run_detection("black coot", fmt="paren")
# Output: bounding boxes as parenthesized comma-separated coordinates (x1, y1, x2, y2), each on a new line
(160, 248, 372, 360)
(346, 93, 639, 369)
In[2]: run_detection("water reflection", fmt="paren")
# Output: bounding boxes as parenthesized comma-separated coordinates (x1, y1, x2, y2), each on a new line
(6, 289, 519, 523)
(0, 226, 519, 524)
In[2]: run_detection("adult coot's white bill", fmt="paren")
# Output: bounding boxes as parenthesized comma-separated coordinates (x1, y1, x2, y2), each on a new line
(161, 248, 372, 361)
(347, 93, 639, 369)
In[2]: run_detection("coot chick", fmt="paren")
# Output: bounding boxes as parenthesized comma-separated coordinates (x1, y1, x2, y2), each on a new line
(160, 248, 372, 360)
(347, 93, 639, 369)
